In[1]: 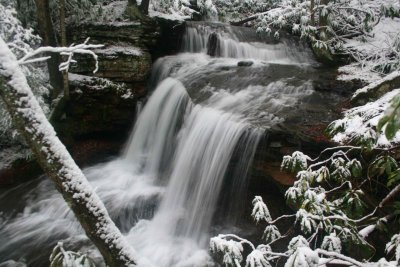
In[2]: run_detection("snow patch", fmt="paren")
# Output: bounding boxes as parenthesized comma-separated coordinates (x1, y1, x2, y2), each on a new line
(94, 45, 142, 57)
(149, 10, 190, 21)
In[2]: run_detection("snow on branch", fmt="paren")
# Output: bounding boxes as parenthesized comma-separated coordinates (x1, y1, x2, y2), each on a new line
(18, 38, 103, 73)
(251, 196, 272, 223)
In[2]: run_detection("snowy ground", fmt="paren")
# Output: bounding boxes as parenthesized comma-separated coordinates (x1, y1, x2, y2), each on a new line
(334, 14, 400, 147)
(338, 17, 400, 84)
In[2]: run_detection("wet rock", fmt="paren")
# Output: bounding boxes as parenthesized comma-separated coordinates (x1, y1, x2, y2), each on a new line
(237, 60, 254, 67)
(251, 128, 332, 189)
(152, 17, 186, 59)
(207, 32, 220, 57)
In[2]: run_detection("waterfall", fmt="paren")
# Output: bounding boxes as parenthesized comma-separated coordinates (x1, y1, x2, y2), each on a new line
(123, 78, 190, 175)
(182, 22, 316, 64)
(0, 22, 318, 267)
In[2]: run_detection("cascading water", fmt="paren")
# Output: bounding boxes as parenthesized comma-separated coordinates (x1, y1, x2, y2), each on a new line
(0, 22, 322, 266)
(182, 21, 315, 64)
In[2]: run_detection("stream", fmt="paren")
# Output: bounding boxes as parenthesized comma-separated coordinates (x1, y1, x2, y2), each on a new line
(0, 22, 343, 266)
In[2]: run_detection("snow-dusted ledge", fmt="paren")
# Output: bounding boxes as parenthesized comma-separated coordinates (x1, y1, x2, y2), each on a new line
(351, 71, 400, 103)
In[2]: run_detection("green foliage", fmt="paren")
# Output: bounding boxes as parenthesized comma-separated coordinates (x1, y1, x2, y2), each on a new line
(214, 0, 275, 21)
(369, 156, 398, 177)
(279, 147, 398, 254)
(347, 159, 362, 178)
(295, 209, 317, 235)
(331, 166, 351, 182)
(388, 169, 400, 188)
(281, 151, 310, 173)
(393, 201, 400, 216)
(287, 235, 309, 253)
(385, 234, 400, 263)
(378, 94, 400, 140)
(341, 190, 366, 218)
(252, 196, 272, 223)
(253, 0, 383, 56)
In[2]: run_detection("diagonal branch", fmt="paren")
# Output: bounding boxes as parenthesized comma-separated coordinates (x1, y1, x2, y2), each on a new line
(0, 37, 138, 267)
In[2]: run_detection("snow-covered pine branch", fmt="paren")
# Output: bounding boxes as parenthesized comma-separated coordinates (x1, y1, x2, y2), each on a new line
(251, 196, 272, 223)
(49, 242, 95, 267)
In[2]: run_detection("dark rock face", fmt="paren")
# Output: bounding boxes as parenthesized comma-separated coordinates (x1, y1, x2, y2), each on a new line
(56, 74, 137, 139)
(67, 21, 159, 51)
(70, 45, 152, 84)
(52, 74, 138, 168)
(59, 18, 161, 159)
(152, 17, 186, 59)
(0, 158, 41, 187)
(67, 19, 158, 86)
(207, 32, 220, 57)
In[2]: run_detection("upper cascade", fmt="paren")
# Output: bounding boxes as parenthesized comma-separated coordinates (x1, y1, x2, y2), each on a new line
(182, 22, 316, 64)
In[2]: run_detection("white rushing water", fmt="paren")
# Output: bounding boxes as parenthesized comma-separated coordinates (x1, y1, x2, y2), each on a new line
(182, 22, 315, 64)
(0, 22, 317, 267)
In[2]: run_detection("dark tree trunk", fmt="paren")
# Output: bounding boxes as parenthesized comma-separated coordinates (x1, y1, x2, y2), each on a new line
(34, 0, 63, 98)
(59, 0, 69, 100)
(140, 0, 150, 14)
(318, 0, 329, 41)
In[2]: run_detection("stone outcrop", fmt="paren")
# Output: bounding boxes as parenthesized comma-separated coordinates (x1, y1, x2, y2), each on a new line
(351, 71, 400, 105)
(71, 45, 152, 85)
(0, 10, 175, 185)
(67, 21, 159, 50)
(57, 17, 161, 156)
(56, 74, 137, 139)
(67, 18, 159, 87)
